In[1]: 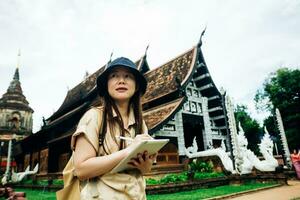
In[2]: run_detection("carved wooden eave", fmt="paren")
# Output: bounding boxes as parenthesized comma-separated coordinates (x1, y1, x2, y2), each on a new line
(143, 97, 186, 134)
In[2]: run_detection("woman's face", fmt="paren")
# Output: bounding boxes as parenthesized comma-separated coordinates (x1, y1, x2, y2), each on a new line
(107, 67, 136, 104)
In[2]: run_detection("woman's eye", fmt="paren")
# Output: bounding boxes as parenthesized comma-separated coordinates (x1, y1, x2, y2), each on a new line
(125, 74, 134, 79)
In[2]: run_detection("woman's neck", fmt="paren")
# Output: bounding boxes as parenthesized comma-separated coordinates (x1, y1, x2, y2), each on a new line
(115, 101, 129, 125)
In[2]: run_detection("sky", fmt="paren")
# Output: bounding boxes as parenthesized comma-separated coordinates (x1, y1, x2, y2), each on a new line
(0, 0, 299, 132)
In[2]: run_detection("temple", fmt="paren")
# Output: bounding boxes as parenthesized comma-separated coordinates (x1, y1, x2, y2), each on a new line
(0, 52, 34, 173)
(14, 36, 229, 176)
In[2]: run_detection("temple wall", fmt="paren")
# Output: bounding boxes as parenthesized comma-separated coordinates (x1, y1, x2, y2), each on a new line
(31, 152, 39, 171)
(39, 148, 49, 174)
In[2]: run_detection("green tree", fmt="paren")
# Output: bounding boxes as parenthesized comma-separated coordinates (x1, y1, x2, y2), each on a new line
(255, 68, 300, 151)
(234, 104, 262, 155)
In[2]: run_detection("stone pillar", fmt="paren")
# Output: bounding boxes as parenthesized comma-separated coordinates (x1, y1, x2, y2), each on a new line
(175, 110, 186, 156)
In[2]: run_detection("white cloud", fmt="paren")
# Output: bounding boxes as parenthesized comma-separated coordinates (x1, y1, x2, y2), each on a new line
(0, 0, 299, 132)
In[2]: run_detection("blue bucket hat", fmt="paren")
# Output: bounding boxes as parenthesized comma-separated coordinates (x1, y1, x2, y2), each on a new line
(96, 57, 147, 96)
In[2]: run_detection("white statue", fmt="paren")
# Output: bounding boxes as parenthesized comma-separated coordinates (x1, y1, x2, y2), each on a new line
(185, 137, 236, 174)
(236, 123, 253, 174)
(1, 138, 39, 185)
(186, 137, 198, 154)
(186, 92, 279, 175)
(11, 164, 39, 183)
(249, 127, 278, 171)
(237, 125, 278, 173)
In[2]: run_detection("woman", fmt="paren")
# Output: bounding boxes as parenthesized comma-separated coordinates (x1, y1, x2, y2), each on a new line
(72, 57, 156, 199)
(291, 149, 300, 179)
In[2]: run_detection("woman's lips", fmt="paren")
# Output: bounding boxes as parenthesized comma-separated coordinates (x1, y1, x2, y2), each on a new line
(116, 87, 128, 92)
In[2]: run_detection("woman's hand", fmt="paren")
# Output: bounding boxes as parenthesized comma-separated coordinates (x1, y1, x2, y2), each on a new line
(125, 134, 156, 174)
(128, 151, 157, 174)
(125, 134, 153, 156)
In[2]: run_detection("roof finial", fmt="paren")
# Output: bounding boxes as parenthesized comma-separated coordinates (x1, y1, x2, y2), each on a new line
(144, 44, 149, 56)
(109, 51, 113, 62)
(84, 71, 89, 79)
(198, 25, 207, 48)
(105, 51, 114, 69)
(16, 49, 21, 69)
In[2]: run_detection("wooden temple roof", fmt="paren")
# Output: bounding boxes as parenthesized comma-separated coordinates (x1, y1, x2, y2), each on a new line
(48, 66, 105, 121)
(46, 46, 198, 131)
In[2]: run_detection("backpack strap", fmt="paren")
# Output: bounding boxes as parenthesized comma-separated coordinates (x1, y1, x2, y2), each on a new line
(98, 108, 106, 148)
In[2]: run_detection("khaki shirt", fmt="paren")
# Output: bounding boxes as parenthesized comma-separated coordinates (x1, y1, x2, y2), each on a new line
(71, 106, 148, 200)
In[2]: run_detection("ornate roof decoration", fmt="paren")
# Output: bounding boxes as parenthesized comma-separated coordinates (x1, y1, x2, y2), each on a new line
(137, 45, 150, 74)
(142, 46, 198, 104)
(137, 55, 150, 74)
(143, 97, 186, 133)
(0, 68, 33, 112)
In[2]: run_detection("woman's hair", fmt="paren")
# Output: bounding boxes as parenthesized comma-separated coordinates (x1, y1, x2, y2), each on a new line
(100, 76, 144, 154)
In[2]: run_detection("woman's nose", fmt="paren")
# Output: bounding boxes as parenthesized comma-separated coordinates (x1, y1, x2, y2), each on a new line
(117, 76, 126, 83)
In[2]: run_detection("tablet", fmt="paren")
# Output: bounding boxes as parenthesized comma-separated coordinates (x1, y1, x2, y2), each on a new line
(110, 139, 169, 173)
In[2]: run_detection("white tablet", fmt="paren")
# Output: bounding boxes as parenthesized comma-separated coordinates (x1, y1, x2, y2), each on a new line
(110, 139, 169, 173)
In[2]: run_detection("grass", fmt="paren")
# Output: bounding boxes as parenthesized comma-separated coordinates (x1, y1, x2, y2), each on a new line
(13, 182, 277, 200)
(146, 172, 225, 185)
(147, 182, 277, 200)
(14, 188, 56, 200)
